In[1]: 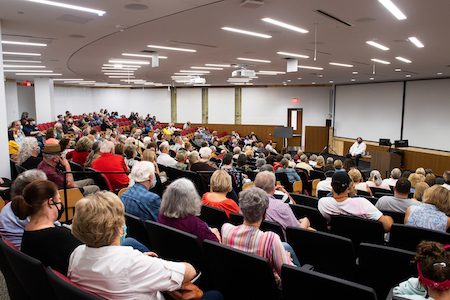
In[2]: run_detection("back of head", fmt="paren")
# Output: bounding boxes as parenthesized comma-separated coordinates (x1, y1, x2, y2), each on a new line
(334, 159, 342, 169)
(188, 151, 200, 165)
(348, 169, 361, 183)
(275, 154, 283, 162)
(414, 241, 450, 291)
(326, 157, 334, 164)
(72, 191, 124, 248)
(237, 154, 247, 167)
(210, 170, 232, 193)
(200, 147, 212, 159)
(254, 171, 275, 193)
(401, 170, 411, 179)
(408, 173, 424, 188)
(343, 159, 354, 171)
(143, 136, 151, 144)
(331, 172, 351, 195)
(100, 141, 114, 153)
(444, 170, 450, 184)
(424, 185, 450, 215)
(280, 158, 289, 168)
(17, 137, 38, 165)
(316, 156, 325, 167)
(124, 145, 137, 159)
(266, 156, 274, 165)
(175, 151, 187, 163)
(310, 154, 317, 161)
(414, 182, 429, 200)
(10, 170, 47, 198)
(425, 173, 436, 186)
(300, 154, 308, 162)
(160, 178, 201, 218)
(11, 180, 57, 220)
(239, 187, 269, 223)
(114, 143, 124, 156)
(260, 164, 274, 173)
(395, 177, 412, 195)
(159, 141, 169, 152)
(255, 158, 266, 169)
(129, 161, 155, 185)
(324, 164, 335, 177)
(369, 170, 382, 186)
(222, 153, 233, 165)
(415, 167, 426, 176)
(233, 147, 241, 155)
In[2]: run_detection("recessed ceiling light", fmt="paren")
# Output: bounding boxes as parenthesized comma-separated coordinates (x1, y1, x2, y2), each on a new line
(15, 73, 61, 75)
(205, 64, 231, 67)
(103, 64, 141, 68)
(277, 51, 309, 58)
(3, 65, 46, 68)
(329, 80, 334, 83)
(2, 52, 41, 56)
(366, 41, 389, 51)
(64, 80, 93, 83)
(2, 41, 47, 47)
(437, 72, 443, 75)
(370, 77, 375, 80)
(261, 18, 308, 33)
(408, 37, 424, 48)
(4, 69, 53, 72)
(147, 45, 196, 52)
(351, 78, 356, 82)
(53, 79, 84, 81)
(352, 71, 358, 75)
(371, 58, 391, 64)
(297, 78, 302, 80)
(378, 0, 407, 20)
(222, 27, 272, 38)
(406, 74, 411, 77)
(26, 0, 105, 16)
(191, 66, 223, 70)
(108, 60, 149, 65)
(395, 68, 402, 72)
(298, 65, 323, 70)
(329, 62, 353, 68)
(103, 73, 135, 75)
(108, 76, 136, 78)
(102, 68, 138, 71)
(174, 73, 204, 76)
(3, 60, 41, 63)
(122, 53, 167, 59)
(237, 57, 271, 63)
(395, 56, 412, 63)
(312, 82, 315, 85)
(318, 75, 323, 78)
(287, 79, 291, 82)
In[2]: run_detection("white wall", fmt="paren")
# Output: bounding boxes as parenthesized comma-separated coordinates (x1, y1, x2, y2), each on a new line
(54, 86, 93, 118)
(5, 81, 19, 124)
(17, 86, 36, 119)
(177, 88, 202, 124)
(208, 88, 235, 124)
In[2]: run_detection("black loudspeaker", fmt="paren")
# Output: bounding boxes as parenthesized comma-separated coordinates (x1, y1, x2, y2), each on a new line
(326, 119, 332, 127)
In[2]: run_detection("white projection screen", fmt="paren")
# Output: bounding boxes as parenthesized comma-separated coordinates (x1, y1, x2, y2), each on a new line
(334, 82, 404, 142)
(403, 79, 450, 151)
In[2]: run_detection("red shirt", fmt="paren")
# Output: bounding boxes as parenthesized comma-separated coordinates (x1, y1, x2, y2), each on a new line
(71, 151, 89, 167)
(201, 193, 239, 218)
(91, 153, 129, 190)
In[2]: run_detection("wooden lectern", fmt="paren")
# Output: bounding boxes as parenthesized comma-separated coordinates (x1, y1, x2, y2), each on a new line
(371, 151, 402, 179)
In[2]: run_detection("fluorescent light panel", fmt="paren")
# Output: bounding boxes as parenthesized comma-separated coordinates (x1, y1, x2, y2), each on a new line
(221, 27, 271, 39)
(259, 70, 285, 74)
(329, 62, 353, 68)
(4, 69, 52, 72)
(180, 70, 210, 73)
(237, 57, 271, 63)
(371, 58, 391, 64)
(108, 76, 135, 78)
(122, 53, 167, 59)
(147, 45, 196, 52)
(262, 18, 308, 33)
(103, 73, 135, 76)
(366, 41, 389, 50)
(205, 64, 230, 67)
(191, 66, 223, 70)
(277, 51, 309, 58)
(174, 73, 204, 76)
(2, 52, 41, 56)
(2, 41, 47, 47)
(108, 60, 149, 65)
(395, 56, 412, 63)
(103, 64, 141, 68)
(3, 65, 46, 68)
(26, 0, 105, 16)
(3, 60, 41, 63)
(298, 65, 323, 70)
(378, 0, 407, 20)
(16, 73, 61, 75)
(408, 37, 424, 48)
(53, 79, 83, 81)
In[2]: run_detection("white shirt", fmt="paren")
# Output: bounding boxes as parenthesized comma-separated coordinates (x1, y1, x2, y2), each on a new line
(265, 144, 277, 153)
(156, 153, 177, 167)
(316, 177, 332, 192)
(318, 196, 382, 223)
(382, 178, 398, 187)
(442, 183, 450, 190)
(68, 245, 185, 300)
(349, 142, 366, 156)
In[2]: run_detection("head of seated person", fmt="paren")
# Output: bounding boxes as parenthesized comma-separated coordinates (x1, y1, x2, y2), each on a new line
(275, 154, 283, 163)
(333, 159, 343, 170)
(323, 164, 335, 178)
(210, 170, 232, 195)
(414, 182, 429, 201)
(348, 169, 363, 184)
(222, 153, 233, 167)
(368, 170, 382, 186)
(409, 173, 425, 189)
(280, 158, 290, 169)
(315, 156, 325, 168)
(237, 154, 247, 167)
(394, 178, 412, 198)
(425, 173, 436, 187)
(423, 185, 450, 215)
(159, 178, 201, 220)
(239, 187, 269, 225)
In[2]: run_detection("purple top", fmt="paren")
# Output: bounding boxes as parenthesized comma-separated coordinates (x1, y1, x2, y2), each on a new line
(37, 160, 65, 189)
(157, 214, 219, 243)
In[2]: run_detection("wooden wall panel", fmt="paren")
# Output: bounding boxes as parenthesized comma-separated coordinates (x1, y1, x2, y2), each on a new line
(305, 126, 328, 153)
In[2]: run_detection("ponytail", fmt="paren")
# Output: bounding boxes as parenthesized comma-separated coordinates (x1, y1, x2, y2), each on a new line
(11, 195, 34, 220)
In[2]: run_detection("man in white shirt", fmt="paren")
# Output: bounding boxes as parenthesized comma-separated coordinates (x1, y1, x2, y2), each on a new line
(156, 142, 177, 167)
(382, 168, 401, 187)
(345, 137, 366, 167)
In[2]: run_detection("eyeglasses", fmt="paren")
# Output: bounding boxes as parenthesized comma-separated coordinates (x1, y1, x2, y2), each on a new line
(68, 122, 73, 125)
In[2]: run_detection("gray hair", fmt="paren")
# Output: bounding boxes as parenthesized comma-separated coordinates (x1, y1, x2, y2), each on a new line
(258, 153, 265, 159)
(259, 164, 275, 173)
(118, 135, 127, 144)
(188, 151, 200, 165)
(254, 171, 276, 193)
(283, 153, 292, 160)
(370, 170, 382, 186)
(239, 187, 269, 223)
(160, 178, 201, 218)
(143, 137, 151, 144)
(84, 141, 103, 168)
(200, 147, 212, 159)
(210, 146, 216, 153)
(391, 168, 402, 179)
(129, 161, 155, 186)
(233, 147, 241, 154)
(326, 157, 334, 164)
(159, 141, 169, 152)
(133, 129, 142, 139)
(43, 153, 60, 162)
(17, 137, 38, 165)
(310, 154, 317, 161)
(255, 158, 266, 169)
(300, 154, 308, 162)
(100, 141, 115, 153)
(75, 136, 93, 152)
(10, 169, 47, 198)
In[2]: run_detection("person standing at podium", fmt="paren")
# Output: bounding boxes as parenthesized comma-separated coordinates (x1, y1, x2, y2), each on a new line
(345, 137, 366, 167)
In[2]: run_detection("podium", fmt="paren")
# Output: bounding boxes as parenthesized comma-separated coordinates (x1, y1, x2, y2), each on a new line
(371, 151, 402, 179)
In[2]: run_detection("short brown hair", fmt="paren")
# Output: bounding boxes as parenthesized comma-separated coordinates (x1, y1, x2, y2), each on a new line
(210, 170, 232, 193)
(72, 191, 125, 248)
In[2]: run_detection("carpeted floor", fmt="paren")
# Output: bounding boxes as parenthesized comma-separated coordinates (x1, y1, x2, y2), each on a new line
(0, 272, 10, 300)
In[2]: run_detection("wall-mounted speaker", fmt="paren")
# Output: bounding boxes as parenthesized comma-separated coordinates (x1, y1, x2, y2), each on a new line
(326, 119, 332, 127)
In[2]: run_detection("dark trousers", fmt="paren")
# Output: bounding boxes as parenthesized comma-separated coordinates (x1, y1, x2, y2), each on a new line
(345, 153, 362, 167)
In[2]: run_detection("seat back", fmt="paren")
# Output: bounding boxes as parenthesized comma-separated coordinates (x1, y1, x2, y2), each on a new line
(85, 168, 113, 191)
(124, 213, 152, 250)
(359, 243, 416, 300)
(286, 227, 357, 281)
(117, 187, 128, 197)
(45, 267, 104, 300)
(370, 186, 393, 197)
(380, 210, 406, 224)
(203, 240, 280, 300)
(309, 169, 326, 180)
(199, 204, 229, 229)
(281, 265, 377, 300)
(289, 193, 318, 208)
(229, 212, 244, 225)
(289, 204, 328, 232)
(311, 179, 320, 196)
(0, 237, 30, 300)
(292, 180, 303, 194)
(10, 159, 19, 181)
(317, 190, 331, 199)
(149, 172, 165, 197)
(260, 220, 285, 242)
(389, 223, 450, 251)
(0, 237, 57, 300)
(330, 215, 385, 252)
(275, 172, 293, 192)
(58, 188, 84, 222)
(68, 161, 87, 181)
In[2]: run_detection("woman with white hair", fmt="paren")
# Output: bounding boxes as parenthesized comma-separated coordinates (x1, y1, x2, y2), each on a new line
(366, 170, 391, 190)
(157, 178, 221, 243)
(17, 137, 42, 169)
(200, 147, 218, 169)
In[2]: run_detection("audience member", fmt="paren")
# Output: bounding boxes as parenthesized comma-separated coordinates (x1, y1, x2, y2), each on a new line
(265, 140, 278, 154)
(405, 185, 450, 232)
(293, 150, 304, 161)
(70, 136, 93, 167)
(296, 154, 313, 175)
(17, 137, 42, 170)
(375, 178, 421, 213)
(10, 120, 25, 146)
(308, 154, 317, 167)
(221, 153, 249, 187)
(255, 158, 266, 171)
(342, 159, 355, 172)
(425, 173, 436, 187)
(348, 169, 370, 194)
(316, 164, 335, 193)
(442, 170, 450, 190)
(156, 142, 176, 167)
(414, 182, 430, 202)
(383, 168, 402, 187)
(84, 140, 102, 169)
(276, 158, 301, 184)
(123, 144, 138, 170)
(366, 170, 391, 190)
(174, 150, 188, 171)
(8, 129, 20, 154)
(318, 172, 394, 231)
(157, 178, 220, 243)
(326, 156, 334, 165)
(172, 135, 183, 152)
(201, 170, 239, 218)
(314, 155, 325, 170)
(200, 147, 218, 169)
(409, 173, 425, 192)
(334, 159, 345, 172)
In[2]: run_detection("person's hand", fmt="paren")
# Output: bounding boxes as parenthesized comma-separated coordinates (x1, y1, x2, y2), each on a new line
(210, 227, 222, 243)
(299, 217, 310, 228)
(285, 251, 293, 262)
(143, 252, 158, 257)
(243, 174, 248, 179)
(60, 157, 70, 169)
(275, 185, 287, 193)
(0, 178, 4, 184)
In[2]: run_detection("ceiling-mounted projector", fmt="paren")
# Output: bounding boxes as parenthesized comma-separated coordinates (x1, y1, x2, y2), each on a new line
(189, 77, 206, 84)
(232, 69, 256, 77)
(240, 0, 264, 9)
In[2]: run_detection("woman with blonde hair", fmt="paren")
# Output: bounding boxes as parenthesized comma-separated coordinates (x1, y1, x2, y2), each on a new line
(314, 155, 325, 170)
(413, 182, 430, 202)
(348, 169, 371, 195)
(201, 170, 239, 218)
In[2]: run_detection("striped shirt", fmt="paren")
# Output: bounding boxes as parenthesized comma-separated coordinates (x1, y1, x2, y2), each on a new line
(221, 223, 294, 286)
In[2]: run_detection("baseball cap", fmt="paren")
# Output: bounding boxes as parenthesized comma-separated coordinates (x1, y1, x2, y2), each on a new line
(332, 172, 351, 188)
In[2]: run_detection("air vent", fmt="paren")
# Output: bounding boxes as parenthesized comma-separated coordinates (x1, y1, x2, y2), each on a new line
(315, 10, 353, 26)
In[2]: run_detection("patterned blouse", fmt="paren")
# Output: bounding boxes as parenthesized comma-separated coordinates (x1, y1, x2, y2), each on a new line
(406, 203, 448, 232)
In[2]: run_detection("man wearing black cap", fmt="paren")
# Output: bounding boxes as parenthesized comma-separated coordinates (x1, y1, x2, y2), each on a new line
(318, 172, 394, 231)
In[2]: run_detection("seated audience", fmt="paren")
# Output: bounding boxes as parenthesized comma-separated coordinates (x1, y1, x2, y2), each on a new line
(276, 158, 301, 184)
(200, 147, 218, 169)
(318, 172, 394, 231)
(382, 168, 402, 187)
(308, 154, 317, 167)
(189, 151, 216, 184)
(201, 170, 239, 218)
(409, 172, 425, 193)
(11, 180, 82, 274)
(283, 153, 296, 168)
(296, 154, 313, 175)
(8, 129, 19, 154)
(265, 140, 278, 154)
(314, 155, 325, 170)
(156, 141, 177, 167)
(17, 137, 42, 170)
(171, 135, 183, 152)
(221, 187, 298, 288)
(348, 169, 370, 195)
(259, 165, 294, 203)
(442, 170, 450, 190)
(157, 178, 220, 243)
(273, 154, 284, 170)
(221, 153, 249, 187)
(375, 178, 422, 213)
(232, 147, 241, 160)
(326, 156, 334, 165)
(69, 136, 93, 167)
(54, 122, 64, 140)
(174, 150, 188, 171)
(91, 141, 130, 191)
(10, 120, 25, 146)
(366, 170, 391, 190)
(237, 153, 252, 172)
(393, 241, 450, 300)
(255, 158, 266, 171)
(254, 171, 310, 239)
(124, 145, 139, 170)
(293, 149, 304, 161)
(414, 182, 430, 202)
(405, 185, 450, 232)
(342, 158, 355, 172)
(84, 140, 102, 168)
(425, 173, 436, 187)
(120, 161, 161, 222)
(316, 164, 335, 194)
(333, 159, 345, 172)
